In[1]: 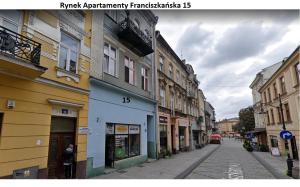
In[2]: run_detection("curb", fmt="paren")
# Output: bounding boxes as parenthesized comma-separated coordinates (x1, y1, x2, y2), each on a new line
(250, 152, 291, 179)
(174, 144, 221, 179)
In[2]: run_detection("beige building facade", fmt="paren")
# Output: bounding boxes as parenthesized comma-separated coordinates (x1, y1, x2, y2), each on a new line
(259, 46, 299, 160)
(156, 31, 200, 156)
(218, 118, 239, 136)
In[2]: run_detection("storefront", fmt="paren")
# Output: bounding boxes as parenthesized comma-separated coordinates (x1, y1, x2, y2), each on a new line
(105, 123, 141, 167)
(87, 79, 156, 177)
(159, 116, 168, 154)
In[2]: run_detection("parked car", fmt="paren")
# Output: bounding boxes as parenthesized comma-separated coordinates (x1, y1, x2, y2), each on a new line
(210, 133, 222, 144)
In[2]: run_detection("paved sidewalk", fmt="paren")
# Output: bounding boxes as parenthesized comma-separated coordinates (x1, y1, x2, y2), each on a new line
(251, 151, 299, 179)
(92, 144, 219, 179)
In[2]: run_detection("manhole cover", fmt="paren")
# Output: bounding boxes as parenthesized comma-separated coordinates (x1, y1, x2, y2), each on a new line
(117, 170, 127, 174)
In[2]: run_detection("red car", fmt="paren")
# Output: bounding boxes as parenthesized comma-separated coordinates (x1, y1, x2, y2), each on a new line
(210, 133, 222, 144)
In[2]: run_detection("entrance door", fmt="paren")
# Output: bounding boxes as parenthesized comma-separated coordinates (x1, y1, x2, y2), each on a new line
(48, 117, 76, 179)
(171, 125, 175, 153)
(291, 136, 299, 160)
(179, 127, 185, 151)
(105, 134, 115, 168)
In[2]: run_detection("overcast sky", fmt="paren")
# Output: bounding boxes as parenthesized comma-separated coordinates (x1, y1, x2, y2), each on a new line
(154, 10, 299, 121)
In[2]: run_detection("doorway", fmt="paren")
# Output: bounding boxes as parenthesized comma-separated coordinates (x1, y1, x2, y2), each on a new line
(291, 136, 299, 160)
(105, 134, 115, 168)
(179, 126, 185, 151)
(48, 116, 76, 179)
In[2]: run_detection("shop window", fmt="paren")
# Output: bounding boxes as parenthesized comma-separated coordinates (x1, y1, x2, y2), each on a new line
(141, 67, 148, 91)
(270, 136, 278, 147)
(59, 32, 79, 74)
(106, 124, 140, 162)
(125, 56, 135, 85)
(104, 43, 117, 76)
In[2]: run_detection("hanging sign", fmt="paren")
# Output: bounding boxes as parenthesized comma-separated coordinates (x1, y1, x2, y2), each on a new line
(115, 125, 128, 134)
(271, 147, 280, 156)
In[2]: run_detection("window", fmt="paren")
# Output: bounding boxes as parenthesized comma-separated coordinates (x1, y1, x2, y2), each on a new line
(266, 111, 270, 125)
(160, 87, 166, 107)
(270, 136, 278, 147)
(106, 124, 140, 161)
(267, 88, 271, 102)
(104, 43, 117, 76)
(125, 57, 134, 85)
(284, 103, 291, 122)
(273, 83, 278, 99)
(280, 76, 286, 94)
(277, 107, 282, 124)
(169, 65, 173, 78)
(0, 11, 21, 33)
(170, 93, 175, 112)
(295, 62, 300, 85)
(263, 92, 267, 103)
(59, 32, 79, 74)
(270, 108, 275, 125)
(176, 70, 180, 82)
(141, 67, 148, 91)
(159, 56, 164, 72)
(105, 10, 117, 21)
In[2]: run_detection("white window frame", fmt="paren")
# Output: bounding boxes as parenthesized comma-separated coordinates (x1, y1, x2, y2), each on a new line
(159, 56, 164, 71)
(0, 11, 22, 33)
(141, 67, 148, 91)
(125, 56, 135, 85)
(169, 65, 173, 78)
(58, 31, 80, 74)
(160, 87, 166, 107)
(103, 42, 118, 77)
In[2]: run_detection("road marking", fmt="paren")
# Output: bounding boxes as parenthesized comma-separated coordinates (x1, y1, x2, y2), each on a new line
(227, 163, 243, 179)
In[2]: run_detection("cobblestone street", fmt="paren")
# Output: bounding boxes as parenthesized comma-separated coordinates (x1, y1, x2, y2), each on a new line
(186, 138, 275, 179)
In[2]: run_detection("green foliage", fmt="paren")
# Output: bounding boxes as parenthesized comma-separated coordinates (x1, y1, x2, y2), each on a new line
(243, 140, 253, 152)
(239, 106, 255, 132)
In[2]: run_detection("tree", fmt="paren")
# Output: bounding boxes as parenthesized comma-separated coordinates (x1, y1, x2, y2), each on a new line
(238, 106, 255, 135)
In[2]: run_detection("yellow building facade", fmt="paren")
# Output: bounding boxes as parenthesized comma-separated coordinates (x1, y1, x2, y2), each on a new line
(259, 46, 299, 160)
(0, 10, 91, 178)
(218, 118, 239, 136)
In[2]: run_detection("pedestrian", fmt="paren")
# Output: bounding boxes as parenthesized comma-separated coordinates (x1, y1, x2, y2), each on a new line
(63, 144, 75, 179)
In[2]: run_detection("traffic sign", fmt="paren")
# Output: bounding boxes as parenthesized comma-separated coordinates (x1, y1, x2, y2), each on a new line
(280, 130, 293, 140)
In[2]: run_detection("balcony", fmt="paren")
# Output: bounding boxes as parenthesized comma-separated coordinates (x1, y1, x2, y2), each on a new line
(0, 26, 46, 79)
(118, 18, 153, 57)
(187, 90, 196, 99)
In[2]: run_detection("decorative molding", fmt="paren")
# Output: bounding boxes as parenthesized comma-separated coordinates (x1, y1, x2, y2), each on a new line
(56, 67, 80, 83)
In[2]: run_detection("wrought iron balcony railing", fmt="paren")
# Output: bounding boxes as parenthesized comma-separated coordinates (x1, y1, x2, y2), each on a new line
(118, 18, 154, 56)
(0, 25, 41, 65)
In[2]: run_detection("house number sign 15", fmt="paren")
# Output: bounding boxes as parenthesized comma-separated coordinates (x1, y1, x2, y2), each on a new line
(122, 97, 131, 103)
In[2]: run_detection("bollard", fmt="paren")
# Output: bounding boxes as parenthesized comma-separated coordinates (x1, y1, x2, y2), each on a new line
(287, 154, 293, 177)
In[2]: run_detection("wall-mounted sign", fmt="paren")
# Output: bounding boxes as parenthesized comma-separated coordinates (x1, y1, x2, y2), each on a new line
(52, 106, 77, 117)
(271, 147, 280, 156)
(159, 116, 168, 124)
(115, 125, 128, 134)
(78, 127, 89, 134)
(129, 125, 140, 134)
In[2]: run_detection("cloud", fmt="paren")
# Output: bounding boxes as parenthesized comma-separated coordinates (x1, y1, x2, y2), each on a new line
(155, 10, 299, 120)
(175, 24, 213, 61)
(202, 21, 289, 67)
